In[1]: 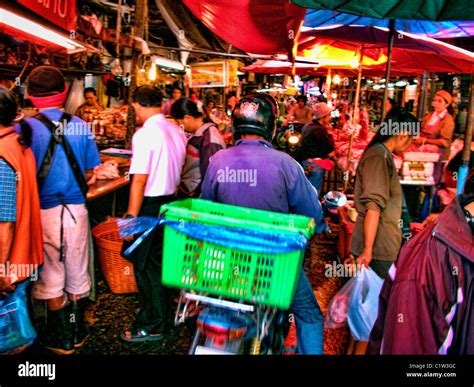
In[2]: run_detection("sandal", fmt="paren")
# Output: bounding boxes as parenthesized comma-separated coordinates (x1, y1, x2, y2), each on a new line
(120, 329, 164, 343)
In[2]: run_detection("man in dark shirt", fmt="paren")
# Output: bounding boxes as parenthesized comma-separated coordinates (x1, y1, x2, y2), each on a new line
(202, 94, 327, 354)
(296, 102, 335, 195)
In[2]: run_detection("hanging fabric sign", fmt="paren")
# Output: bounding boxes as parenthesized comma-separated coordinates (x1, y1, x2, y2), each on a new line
(16, 0, 76, 32)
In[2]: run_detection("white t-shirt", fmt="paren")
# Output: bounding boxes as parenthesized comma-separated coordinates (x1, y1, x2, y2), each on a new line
(129, 114, 186, 197)
(405, 84, 417, 102)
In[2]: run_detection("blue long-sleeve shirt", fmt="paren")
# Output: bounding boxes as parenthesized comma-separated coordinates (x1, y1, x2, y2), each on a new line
(201, 139, 326, 233)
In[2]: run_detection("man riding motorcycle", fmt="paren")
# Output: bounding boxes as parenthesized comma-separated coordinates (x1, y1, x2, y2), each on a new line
(201, 93, 327, 354)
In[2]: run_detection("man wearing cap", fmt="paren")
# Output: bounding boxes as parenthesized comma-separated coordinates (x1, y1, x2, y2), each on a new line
(295, 102, 336, 195)
(202, 94, 328, 354)
(16, 66, 100, 354)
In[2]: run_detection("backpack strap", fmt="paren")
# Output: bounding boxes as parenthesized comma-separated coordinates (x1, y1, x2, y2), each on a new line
(33, 112, 89, 198)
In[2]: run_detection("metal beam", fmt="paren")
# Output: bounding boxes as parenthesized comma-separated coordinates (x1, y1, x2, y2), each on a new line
(149, 45, 321, 65)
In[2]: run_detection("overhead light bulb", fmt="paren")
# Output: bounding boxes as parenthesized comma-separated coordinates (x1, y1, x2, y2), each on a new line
(148, 63, 157, 81)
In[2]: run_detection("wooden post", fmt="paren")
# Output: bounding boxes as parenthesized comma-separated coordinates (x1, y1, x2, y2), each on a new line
(344, 49, 364, 192)
(417, 71, 429, 121)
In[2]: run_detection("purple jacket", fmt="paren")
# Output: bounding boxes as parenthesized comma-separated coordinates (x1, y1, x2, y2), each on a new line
(368, 195, 474, 354)
(201, 139, 326, 233)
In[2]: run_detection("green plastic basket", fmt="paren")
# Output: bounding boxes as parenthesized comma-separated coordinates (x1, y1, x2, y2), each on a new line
(161, 199, 315, 309)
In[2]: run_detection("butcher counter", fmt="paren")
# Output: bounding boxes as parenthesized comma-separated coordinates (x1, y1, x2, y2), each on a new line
(86, 155, 131, 217)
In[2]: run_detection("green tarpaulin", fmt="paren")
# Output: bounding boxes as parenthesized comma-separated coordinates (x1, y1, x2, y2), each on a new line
(291, 0, 473, 21)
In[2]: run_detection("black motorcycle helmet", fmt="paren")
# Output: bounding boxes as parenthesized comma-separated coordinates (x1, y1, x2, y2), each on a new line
(232, 93, 278, 142)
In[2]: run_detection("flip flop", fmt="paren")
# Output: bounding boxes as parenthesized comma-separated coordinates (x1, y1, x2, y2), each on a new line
(120, 329, 164, 343)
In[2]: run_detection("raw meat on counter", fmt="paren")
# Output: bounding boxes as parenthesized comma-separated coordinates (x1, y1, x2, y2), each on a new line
(87, 160, 121, 186)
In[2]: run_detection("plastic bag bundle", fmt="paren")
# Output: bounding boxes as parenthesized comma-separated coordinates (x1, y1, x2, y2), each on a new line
(0, 280, 37, 353)
(116, 216, 309, 256)
(326, 267, 383, 341)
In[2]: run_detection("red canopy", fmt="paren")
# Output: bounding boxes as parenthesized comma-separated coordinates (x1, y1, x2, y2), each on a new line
(300, 25, 474, 74)
(183, 0, 306, 55)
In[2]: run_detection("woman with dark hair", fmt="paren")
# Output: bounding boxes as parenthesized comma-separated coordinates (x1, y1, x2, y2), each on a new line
(171, 98, 226, 197)
(162, 87, 182, 116)
(203, 99, 224, 124)
(347, 107, 417, 355)
(351, 107, 418, 277)
(0, 87, 43, 353)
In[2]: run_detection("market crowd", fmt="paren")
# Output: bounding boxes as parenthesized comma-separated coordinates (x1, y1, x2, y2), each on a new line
(0, 65, 472, 355)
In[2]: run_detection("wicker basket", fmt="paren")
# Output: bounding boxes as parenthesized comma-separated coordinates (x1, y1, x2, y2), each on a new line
(92, 219, 138, 294)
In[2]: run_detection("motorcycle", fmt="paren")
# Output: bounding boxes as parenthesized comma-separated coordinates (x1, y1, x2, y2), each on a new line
(118, 193, 346, 355)
(274, 121, 305, 158)
(175, 292, 289, 355)
(174, 191, 347, 355)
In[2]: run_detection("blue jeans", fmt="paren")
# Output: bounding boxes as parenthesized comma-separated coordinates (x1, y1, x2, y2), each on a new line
(289, 268, 324, 354)
(301, 160, 325, 196)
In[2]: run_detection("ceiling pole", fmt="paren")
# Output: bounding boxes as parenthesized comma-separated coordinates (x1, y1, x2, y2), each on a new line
(381, 18, 396, 121)
(125, 0, 147, 149)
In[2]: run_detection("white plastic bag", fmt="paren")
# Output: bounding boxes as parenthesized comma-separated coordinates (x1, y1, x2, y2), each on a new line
(347, 267, 383, 341)
(325, 267, 383, 340)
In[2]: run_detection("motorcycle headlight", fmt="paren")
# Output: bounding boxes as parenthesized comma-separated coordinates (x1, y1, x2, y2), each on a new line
(288, 135, 300, 145)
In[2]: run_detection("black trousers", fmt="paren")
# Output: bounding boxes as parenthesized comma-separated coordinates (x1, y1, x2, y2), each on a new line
(132, 194, 176, 333)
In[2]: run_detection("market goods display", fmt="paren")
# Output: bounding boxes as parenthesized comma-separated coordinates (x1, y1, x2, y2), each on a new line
(402, 161, 435, 182)
(84, 107, 128, 148)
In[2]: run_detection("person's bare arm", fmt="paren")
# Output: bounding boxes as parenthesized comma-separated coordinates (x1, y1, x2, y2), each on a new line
(0, 222, 14, 265)
(306, 108, 313, 123)
(126, 174, 148, 217)
(356, 209, 380, 267)
(85, 169, 96, 185)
